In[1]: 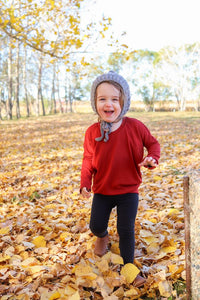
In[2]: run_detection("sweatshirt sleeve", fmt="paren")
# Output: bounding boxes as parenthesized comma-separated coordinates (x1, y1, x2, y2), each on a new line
(141, 122, 161, 168)
(80, 128, 95, 192)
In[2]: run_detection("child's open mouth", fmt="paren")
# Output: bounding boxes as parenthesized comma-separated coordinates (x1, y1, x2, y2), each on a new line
(104, 110, 114, 115)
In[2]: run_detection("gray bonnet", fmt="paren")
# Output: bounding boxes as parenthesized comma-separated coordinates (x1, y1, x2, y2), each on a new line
(90, 71, 131, 142)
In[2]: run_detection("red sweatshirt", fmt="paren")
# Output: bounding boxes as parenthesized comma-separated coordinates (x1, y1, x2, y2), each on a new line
(80, 117, 160, 195)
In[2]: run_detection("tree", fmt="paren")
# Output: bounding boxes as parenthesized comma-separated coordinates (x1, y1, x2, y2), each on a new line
(36, 52, 45, 116)
(107, 49, 127, 72)
(130, 50, 161, 111)
(0, 0, 113, 118)
(157, 44, 200, 111)
(7, 36, 13, 119)
(0, 0, 111, 60)
(15, 39, 21, 119)
(51, 63, 56, 114)
(22, 45, 30, 117)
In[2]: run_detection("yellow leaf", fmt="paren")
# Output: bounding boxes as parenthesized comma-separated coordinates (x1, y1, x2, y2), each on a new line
(74, 264, 97, 280)
(121, 44, 129, 48)
(110, 253, 123, 265)
(0, 226, 10, 235)
(158, 280, 172, 297)
(149, 218, 157, 223)
(49, 291, 61, 300)
(32, 236, 46, 248)
(110, 242, 120, 254)
(112, 286, 124, 298)
(124, 287, 139, 296)
(60, 232, 71, 242)
(120, 263, 140, 284)
(28, 265, 45, 274)
(68, 291, 80, 300)
(44, 204, 57, 210)
(42, 225, 52, 231)
(65, 285, 78, 296)
(146, 242, 160, 254)
(141, 236, 158, 245)
(102, 251, 111, 262)
(154, 270, 166, 281)
(153, 175, 162, 181)
(21, 257, 37, 267)
(140, 229, 153, 237)
(103, 295, 118, 300)
(0, 255, 10, 262)
(156, 246, 177, 259)
(168, 264, 185, 275)
(168, 208, 180, 216)
(96, 259, 109, 273)
(162, 246, 176, 254)
(46, 196, 58, 202)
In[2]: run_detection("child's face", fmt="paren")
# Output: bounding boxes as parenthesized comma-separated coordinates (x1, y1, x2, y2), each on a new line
(96, 82, 122, 123)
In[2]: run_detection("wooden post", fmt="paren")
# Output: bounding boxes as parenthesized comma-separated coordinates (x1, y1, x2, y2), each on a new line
(183, 176, 191, 300)
(184, 171, 200, 299)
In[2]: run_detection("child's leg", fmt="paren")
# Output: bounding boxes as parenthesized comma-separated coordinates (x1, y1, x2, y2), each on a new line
(116, 193, 139, 264)
(89, 194, 114, 237)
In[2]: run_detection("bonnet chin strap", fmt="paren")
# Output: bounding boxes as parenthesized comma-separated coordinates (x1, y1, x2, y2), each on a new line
(95, 121, 112, 142)
(95, 116, 122, 142)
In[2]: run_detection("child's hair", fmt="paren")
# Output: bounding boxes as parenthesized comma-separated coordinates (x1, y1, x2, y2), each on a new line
(94, 80, 125, 110)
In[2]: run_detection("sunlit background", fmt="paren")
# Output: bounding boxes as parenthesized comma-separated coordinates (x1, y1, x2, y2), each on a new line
(85, 0, 200, 51)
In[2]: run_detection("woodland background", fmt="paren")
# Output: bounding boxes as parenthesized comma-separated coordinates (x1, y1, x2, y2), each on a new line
(0, 0, 200, 120)
(0, 0, 200, 299)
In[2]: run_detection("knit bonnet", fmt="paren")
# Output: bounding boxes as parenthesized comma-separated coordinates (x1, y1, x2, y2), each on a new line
(90, 71, 131, 142)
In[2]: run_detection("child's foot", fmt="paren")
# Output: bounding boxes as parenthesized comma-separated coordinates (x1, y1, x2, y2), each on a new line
(94, 235, 109, 256)
(133, 274, 146, 287)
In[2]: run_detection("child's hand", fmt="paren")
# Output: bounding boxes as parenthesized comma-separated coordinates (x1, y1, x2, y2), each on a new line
(138, 156, 158, 168)
(81, 187, 91, 198)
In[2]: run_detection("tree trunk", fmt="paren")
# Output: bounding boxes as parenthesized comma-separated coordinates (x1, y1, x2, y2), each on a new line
(36, 58, 41, 116)
(64, 73, 69, 112)
(16, 39, 21, 119)
(41, 91, 45, 116)
(37, 53, 45, 116)
(69, 82, 73, 113)
(51, 64, 56, 114)
(56, 71, 63, 113)
(8, 37, 13, 120)
(23, 46, 30, 117)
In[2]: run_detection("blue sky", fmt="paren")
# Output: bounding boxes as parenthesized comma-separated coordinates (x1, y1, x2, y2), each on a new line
(91, 0, 200, 50)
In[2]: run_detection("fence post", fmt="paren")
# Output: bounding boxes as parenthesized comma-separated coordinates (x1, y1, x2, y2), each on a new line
(184, 171, 200, 300)
(183, 176, 191, 300)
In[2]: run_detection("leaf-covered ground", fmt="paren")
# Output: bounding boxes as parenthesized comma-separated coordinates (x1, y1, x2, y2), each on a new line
(0, 111, 199, 300)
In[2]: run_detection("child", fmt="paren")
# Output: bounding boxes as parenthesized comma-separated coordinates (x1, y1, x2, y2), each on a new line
(80, 71, 160, 287)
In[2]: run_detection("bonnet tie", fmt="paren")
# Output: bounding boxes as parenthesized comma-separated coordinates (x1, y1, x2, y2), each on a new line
(95, 121, 112, 142)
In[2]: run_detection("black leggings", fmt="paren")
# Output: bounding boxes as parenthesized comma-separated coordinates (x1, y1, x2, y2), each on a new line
(89, 193, 139, 264)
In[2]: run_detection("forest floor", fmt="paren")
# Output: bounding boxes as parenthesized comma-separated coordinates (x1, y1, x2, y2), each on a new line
(0, 111, 199, 299)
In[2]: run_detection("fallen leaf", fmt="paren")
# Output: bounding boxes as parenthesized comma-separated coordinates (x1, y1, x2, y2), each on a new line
(68, 291, 80, 300)
(0, 227, 10, 235)
(110, 253, 123, 265)
(96, 259, 109, 273)
(124, 287, 139, 297)
(48, 291, 61, 300)
(158, 280, 172, 297)
(74, 264, 97, 280)
(120, 263, 140, 284)
(32, 236, 46, 248)
(0, 255, 10, 262)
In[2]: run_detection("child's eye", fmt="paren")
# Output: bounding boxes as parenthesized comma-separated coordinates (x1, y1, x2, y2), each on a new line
(113, 98, 119, 102)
